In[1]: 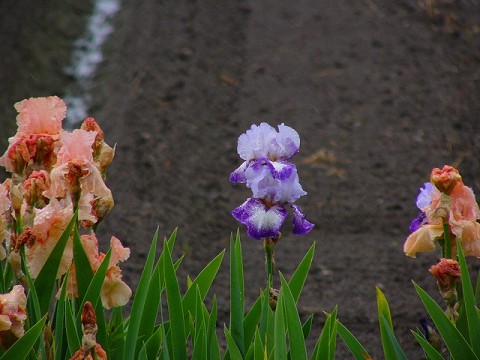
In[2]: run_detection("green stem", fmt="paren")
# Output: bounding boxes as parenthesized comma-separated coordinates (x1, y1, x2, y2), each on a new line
(264, 239, 274, 288)
(14, 209, 22, 235)
(443, 222, 452, 259)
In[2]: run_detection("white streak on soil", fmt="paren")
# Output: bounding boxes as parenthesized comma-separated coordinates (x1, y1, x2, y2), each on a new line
(64, 0, 120, 128)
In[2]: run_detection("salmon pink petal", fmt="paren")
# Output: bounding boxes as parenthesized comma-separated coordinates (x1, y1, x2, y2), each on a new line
(57, 129, 96, 165)
(80, 165, 111, 197)
(15, 96, 66, 136)
(450, 184, 480, 222)
(0, 285, 27, 339)
(109, 237, 130, 266)
(26, 199, 74, 278)
(80, 233, 103, 271)
(451, 220, 480, 257)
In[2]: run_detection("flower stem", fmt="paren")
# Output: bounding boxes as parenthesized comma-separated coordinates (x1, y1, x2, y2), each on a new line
(443, 222, 452, 259)
(264, 238, 274, 288)
(264, 236, 279, 288)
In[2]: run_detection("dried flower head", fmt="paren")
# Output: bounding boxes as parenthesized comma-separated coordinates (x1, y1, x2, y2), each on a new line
(429, 258, 461, 288)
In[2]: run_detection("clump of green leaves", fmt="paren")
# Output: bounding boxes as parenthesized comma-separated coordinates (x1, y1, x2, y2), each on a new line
(338, 239, 480, 360)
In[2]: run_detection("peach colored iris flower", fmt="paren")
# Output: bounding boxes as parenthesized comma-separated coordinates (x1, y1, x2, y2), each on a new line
(48, 129, 113, 226)
(25, 198, 74, 278)
(14, 96, 66, 136)
(404, 179, 480, 258)
(0, 96, 66, 174)
(66, 233, 131, 309)
(0, 285, 27, 349)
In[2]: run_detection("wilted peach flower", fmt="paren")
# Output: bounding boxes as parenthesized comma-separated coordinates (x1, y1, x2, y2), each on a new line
(0, 285, 27, 349)
(429, 258, 461, 288)
(48, 129, 113, 226)
(69, 302, 107, 360)
(80, 117, 115, 174)
(25, 198, 74, 278)
(70, 301, 107, 360)
(23, 170, 50, 208)
(429, 258, 461, 320)
(431, 165, 462, 195)
(69, 343, 107, 360)
(404, 166, 480, 258)
(0, 96, 66, 174)
(66, 233, 131, 309)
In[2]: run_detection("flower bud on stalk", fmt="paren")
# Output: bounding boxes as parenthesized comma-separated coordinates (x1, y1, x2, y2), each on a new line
(9, 185, 23, 215)
(23, 170, 50, 208)
(269, 287, 279, 310)
(7, 252, 28, 288)
(429, 258, 461, 321)
(69, 302, 107, 360)
(419, 318, 442, 352)
(431, 165, 462, 195)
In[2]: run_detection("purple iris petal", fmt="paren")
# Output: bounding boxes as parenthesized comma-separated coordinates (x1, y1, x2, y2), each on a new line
(274, 166, 306, 203)
(229, 161, 249, 184)
(232, 198, 288, 239)
(245, 164, 279, 201)
(236, 123, 301, 161)
(409, 212, 427, 233)
(273, 123, 300, 159)
(244, 160, 306, 203)
(291, 204, 314, 235)
(416, 182, 435, 211)
(266, 159, 295, 180)
(237, 123, 277, 161)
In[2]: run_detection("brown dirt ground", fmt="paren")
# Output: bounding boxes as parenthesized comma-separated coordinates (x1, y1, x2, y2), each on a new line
(2, 0, 480, 358)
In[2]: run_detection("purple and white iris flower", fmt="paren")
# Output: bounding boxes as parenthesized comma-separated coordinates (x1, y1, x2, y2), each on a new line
(409, 182, 435, 233)
(230, 123, 314, 239)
